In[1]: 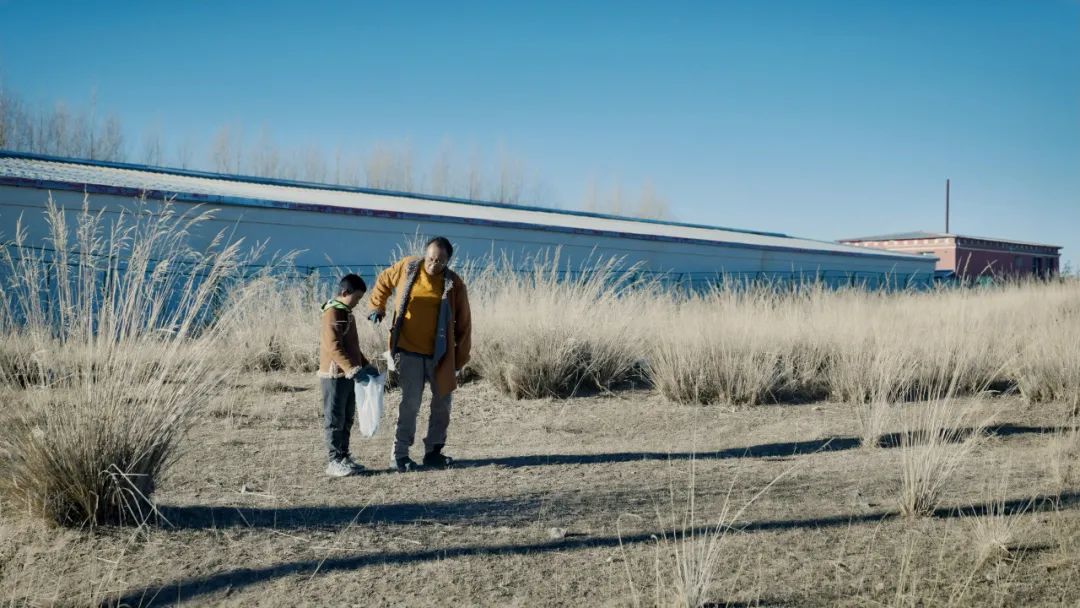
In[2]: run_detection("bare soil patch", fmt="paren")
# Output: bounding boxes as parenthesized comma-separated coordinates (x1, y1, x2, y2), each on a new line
(1, 373, 1078, 606)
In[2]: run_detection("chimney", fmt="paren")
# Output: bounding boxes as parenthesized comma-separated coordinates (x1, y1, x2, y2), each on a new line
(945, 179, 950, 234)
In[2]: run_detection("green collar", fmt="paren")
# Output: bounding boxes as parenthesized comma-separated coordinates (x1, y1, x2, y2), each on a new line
(322, 298, 352, 312)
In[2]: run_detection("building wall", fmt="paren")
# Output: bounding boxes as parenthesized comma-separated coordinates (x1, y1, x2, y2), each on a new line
(0, 186, 937, 284)
(842, 238, 955, 272)
(954, 248, 1059, 279)
(842, 237, 1060, 280)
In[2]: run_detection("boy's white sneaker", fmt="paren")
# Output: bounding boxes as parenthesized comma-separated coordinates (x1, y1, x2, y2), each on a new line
(326, 459, 355, 477)
(341, 456, 366, 473)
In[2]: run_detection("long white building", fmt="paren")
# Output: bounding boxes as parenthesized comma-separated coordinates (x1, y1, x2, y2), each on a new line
(0, 152, 935, 287)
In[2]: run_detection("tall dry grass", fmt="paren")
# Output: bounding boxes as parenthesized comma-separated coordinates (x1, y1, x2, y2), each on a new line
(620, 459, 791, 608)
(640, 276, 1077, 409)
(1013, 287, 1080, 413)
(648, 288, 798, 405)
(965, 474, 1032, 568)
(896, 396, 993, 518)
(0, 196, 250, 526)
(215, 274, 321, 373)
(213, 269, 388, 375)
(174, 237, 1080, 410)
(467, 253, 656, 398)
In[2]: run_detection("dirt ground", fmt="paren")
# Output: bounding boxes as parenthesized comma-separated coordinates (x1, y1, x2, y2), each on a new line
(1, 372, 1078, 607)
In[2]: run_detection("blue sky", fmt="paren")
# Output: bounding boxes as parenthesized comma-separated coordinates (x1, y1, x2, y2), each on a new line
(1, 1, 1078, 265)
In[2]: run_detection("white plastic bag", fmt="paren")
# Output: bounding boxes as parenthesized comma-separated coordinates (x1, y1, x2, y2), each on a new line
(354, 369, 386, 438)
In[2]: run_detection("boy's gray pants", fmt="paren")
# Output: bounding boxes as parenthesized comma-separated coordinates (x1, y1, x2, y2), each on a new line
(393, 351, 452, 462)
(321, 377, 355, 462)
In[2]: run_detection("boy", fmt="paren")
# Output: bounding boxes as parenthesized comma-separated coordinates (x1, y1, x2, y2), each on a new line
(318, 273, 371, 477)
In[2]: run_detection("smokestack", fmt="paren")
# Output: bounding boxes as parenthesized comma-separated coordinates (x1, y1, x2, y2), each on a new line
(945, 178, 951, 233)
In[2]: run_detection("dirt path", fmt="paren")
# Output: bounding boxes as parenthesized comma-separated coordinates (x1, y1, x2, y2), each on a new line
(1, 373, 1077, 606)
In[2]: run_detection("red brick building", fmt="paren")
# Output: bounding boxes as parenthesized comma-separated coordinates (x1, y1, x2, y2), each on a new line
(839, 231, 1061, 281)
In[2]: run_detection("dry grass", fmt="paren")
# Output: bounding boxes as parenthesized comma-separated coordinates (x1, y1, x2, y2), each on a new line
(966, 477, 1032, 569)
(0, 196, 250, 526)
(214, 270, 388, 375)
(644, 279, 1072, 408)
(0, 372, 1075, 606)
(1014, 293, 1080, 413)
(467, 253, 654, 398)
(151, 236, 1080, 411)
(217, 274, 321, 373)
(855, 399, 894, 448)
(1049, 425, 1080, 492)
(896, 397, 993, 518)
(631, 461, 792, 608)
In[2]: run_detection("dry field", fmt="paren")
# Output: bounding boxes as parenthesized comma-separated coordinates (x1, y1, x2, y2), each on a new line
(1, 201, 1079, 606)
(1, 376, 1079, 606)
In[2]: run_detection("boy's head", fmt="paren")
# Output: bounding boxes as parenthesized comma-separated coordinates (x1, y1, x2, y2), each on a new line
(423, 236, 453, 275)
(337, 273, 367, 308)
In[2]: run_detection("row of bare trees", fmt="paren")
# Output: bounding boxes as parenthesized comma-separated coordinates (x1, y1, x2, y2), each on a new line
(0, 89, 125, 162)
(0, 84, 670, 217)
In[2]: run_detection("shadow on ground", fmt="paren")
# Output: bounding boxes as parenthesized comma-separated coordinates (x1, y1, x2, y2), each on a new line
(113, 491, 1080, 607)
(158, 423, 1063, 531)
(453, 423, 1063, 469)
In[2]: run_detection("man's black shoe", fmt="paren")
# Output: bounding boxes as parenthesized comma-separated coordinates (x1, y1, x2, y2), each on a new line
(423, 445, 454, 469)
(395, 457, 421, 473)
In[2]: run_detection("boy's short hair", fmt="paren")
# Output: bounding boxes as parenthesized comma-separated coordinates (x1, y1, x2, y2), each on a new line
(425, 236, 454, 259)
(338, 273, 367, 295)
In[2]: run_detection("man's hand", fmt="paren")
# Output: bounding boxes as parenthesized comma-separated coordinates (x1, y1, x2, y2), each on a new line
(367, 310, 384, 324)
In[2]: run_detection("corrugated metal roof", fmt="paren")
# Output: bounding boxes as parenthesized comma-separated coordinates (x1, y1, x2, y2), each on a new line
(841, 230, 1060, 250)
(0, 152, 929, 262)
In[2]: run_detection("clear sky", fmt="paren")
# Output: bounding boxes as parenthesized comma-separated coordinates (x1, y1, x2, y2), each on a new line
(1, 1, 1077, 266)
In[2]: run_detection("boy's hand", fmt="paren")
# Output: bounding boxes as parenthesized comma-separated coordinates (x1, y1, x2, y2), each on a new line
(367, 310, 384, 324)
(345, 366, 362, 379)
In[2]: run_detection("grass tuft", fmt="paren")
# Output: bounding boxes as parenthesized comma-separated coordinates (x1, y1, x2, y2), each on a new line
(0, 195, 249, 527)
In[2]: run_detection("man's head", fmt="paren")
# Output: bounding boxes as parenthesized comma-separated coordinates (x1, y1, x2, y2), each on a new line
(423, 236, 453, 275)
(337, 273, 367, 308)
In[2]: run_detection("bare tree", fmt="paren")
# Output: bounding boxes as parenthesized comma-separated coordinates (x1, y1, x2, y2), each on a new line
(581, 179, 671, 220)
(141, 128, 163, 166)
(0, 83, 584, 213)
(43, 102, 72, 156)
(96, 115, 125, 161)
(0, 88, 12, 149)
(250, 128, 280, 178)
(0, 89, 32, 150)
(606, 182, 625, 216)
(365, 143, 391, 189)
(84, 89, 98, 159)
(492, 146, 526, 204)
(333, 145, 342, 184)
(211, 126, 237, 173)
(175, 137, 194, 169)
(527, 178, 559, 210)
(299, 145, 327, 182)
(634, 181, 671, 220)
(429, 140, 454, 196)
(338, 153, 364, 187)
(465, 146, 484, 200)
(582, 178, 601, 213)
(365, 141, 413, 191)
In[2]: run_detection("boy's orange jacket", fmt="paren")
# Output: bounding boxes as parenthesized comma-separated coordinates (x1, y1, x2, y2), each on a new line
(318, 300, 369, 379)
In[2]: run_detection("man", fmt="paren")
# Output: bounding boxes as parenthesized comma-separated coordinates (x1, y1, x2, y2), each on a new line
(318, 273, 371, 477)
(368, 236, 472, 473)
